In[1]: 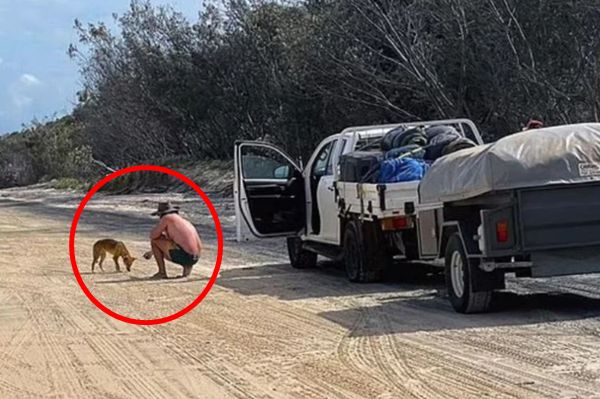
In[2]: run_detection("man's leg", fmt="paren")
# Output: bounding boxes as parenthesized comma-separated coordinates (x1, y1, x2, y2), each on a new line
(181, 265, 193, 278)
(150, 237, 176, 278)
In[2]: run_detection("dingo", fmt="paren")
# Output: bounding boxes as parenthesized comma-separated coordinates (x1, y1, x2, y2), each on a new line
(92, 239, 137, 273)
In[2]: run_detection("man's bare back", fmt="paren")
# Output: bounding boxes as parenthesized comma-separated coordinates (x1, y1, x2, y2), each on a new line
(151, 213, 202, 256)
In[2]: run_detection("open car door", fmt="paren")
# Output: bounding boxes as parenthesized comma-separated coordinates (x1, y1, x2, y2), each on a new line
(234, 141, 305, 241)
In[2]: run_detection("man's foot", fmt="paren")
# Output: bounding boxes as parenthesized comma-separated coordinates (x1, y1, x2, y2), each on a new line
(181, 266, 193, 278)
(150, 272, 168, 280)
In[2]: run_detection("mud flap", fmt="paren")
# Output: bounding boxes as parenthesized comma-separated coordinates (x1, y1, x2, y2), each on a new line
(470, 266, 505, 292)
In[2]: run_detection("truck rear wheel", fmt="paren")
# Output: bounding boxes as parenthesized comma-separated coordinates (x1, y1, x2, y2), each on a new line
(287, 237, 317, 269)
(344, 220, 389, 283)
(445, 234, 492, 313)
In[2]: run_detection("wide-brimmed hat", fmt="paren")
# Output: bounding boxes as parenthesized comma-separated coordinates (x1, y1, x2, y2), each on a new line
(151, 202, 180, 217)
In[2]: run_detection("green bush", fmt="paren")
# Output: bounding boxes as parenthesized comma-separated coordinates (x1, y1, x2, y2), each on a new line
(51, 177, 89, 191)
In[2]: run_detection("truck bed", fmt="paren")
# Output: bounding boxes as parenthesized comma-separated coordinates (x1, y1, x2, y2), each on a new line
(337, 181, 419, 218)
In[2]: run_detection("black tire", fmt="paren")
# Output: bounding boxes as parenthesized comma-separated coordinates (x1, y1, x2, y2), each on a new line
(444, 233, 492, 314)
(343, 220, 390, 283)
(287, 237, 317, 269)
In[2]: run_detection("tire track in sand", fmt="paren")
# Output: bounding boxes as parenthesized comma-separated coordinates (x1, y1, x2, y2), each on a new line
(16, 291, 88, 398)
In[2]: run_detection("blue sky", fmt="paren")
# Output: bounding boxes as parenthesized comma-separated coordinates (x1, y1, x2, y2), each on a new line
(0, 0, 200, 134)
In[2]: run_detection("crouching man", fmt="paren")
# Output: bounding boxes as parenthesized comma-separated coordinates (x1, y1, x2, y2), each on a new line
(144, 202, 202, 279)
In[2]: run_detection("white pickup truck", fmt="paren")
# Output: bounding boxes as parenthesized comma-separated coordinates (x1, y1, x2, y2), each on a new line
(234, 121, 480, 284)
(235, 121, 600, 313)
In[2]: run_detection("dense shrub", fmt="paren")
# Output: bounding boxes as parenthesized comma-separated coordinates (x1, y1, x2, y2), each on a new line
(3, 0, 600, 188)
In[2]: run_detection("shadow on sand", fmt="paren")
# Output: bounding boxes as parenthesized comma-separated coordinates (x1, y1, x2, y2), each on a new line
(94, 274, 200, 285)
(216, 261, 600, 335)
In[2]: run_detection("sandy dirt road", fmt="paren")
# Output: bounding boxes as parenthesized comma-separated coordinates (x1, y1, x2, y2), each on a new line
(1, 186, 600, 398)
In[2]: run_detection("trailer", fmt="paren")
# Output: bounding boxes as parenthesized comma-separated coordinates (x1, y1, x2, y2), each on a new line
(414, 123, 600, 312)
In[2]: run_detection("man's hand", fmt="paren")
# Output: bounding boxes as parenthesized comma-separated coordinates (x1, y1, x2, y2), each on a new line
(143, 251, 153, 260)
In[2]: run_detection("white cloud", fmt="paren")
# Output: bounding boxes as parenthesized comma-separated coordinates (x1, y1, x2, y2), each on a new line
(8, 73, 44, 108)
(19, 73, 42, 86)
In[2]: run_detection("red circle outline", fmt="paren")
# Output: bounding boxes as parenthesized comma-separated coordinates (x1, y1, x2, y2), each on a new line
(69, 165, 223, 325)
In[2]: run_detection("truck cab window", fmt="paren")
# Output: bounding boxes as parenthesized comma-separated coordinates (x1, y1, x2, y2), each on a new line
(241, 146, 293, 180)
(326, 139, 342, 175)
(311, 141, 335, 178)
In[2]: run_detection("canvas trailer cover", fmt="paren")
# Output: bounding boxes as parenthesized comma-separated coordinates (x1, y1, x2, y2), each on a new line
(419, 123, 600, 204)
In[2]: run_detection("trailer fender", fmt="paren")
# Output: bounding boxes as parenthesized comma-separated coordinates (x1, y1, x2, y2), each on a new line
(439, 222, 466, 258)
(440, 222, 504, 292)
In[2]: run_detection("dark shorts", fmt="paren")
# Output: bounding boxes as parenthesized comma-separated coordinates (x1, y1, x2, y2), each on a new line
(169, 245, 199, 267)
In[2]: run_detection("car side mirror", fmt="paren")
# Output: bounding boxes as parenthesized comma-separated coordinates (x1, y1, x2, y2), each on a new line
(274, 165, 291, 179)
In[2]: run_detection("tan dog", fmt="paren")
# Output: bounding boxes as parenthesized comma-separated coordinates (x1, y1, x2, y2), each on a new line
(92, 239, 137, 273)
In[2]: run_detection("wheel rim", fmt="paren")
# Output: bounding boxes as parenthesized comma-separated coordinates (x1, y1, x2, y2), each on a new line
(450, 251, 465, 298)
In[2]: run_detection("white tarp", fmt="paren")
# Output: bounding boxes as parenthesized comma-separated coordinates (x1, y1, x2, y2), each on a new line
(419, 123, 600, 204)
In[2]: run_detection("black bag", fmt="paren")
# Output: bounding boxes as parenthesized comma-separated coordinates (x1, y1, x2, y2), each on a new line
(442, 137, 477, 156)
(339, 151, 384, 183)
(382, 126, 427, 151)
(381, 127, 406, 151)
(425, 125, 462, 160)
(397, 127, 428, 148)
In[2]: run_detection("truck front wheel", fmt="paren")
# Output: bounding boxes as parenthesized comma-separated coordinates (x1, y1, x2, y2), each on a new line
(344, 220, 389, 283)
(445, 234, 492, 314)
(287, 237, 317, 269)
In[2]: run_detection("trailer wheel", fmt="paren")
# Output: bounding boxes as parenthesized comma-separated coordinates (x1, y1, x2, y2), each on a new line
(287, 237, 317, 269)
(445, 234, 492, 313)
(344, 220, 388, 283)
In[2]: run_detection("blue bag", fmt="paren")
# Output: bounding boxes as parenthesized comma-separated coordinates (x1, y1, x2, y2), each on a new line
(378, 157, 430, 183)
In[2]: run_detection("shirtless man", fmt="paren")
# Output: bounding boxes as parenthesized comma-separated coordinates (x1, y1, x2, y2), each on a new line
(144, 202, 202, 279)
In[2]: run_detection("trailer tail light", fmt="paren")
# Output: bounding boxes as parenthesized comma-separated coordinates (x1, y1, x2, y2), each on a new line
(382, 216, 413, 231)
(496, 220, 509, 243)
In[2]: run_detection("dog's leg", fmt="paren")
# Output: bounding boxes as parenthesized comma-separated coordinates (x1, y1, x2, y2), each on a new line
(98, 252, 106, 272)
(92, 247, 99, 273)
(113, 255, 121, 272)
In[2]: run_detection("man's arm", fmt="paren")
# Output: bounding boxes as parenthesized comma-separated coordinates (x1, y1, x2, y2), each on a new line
(150, 217, 168, 240)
